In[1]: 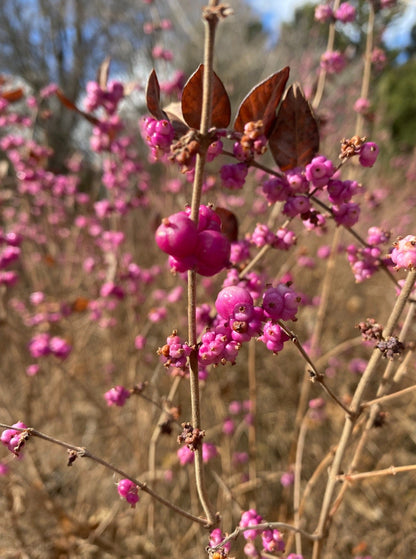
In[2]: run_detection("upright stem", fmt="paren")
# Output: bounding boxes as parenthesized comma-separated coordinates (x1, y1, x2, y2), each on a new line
(186, 0, 222, 526)
(312, 0, 341, 111)
(312, 270, 416, 559)
(355, 3, 375, 137)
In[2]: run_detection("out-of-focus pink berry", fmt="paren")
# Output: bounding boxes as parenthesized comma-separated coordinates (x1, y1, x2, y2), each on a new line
(222, 418, 235, 435)
(315, 4, 333, 22)
(220, 162, 248, 189)
(26, 364, 40, 376)
(262, 528, 285, 553)
(391, 235, 416, 270)
(240, 508, 263, 540)
(134, 335, 146, 350)
(320, 50, 346, 74)
(354, 98, 370, 115)
(371, 47, 387, 70)
(280, 470, 295, 487)
(104, 385, 131, 407)
(209, 528, 231, 553)
(334, 2, 356, 22)
(202, 443, 218, 463)
(177, 445, 194, 465)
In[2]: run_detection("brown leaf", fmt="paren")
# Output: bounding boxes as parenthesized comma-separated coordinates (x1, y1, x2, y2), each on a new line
(97, 56, 111, 89)
(146, 69, 165, 120)
(268, 83, 319, 171)
(234, 67, 290, 137)
(215, 207, 239, 242)
(181, 64, 231, 130)
(163, 102, 189, 137)
(55, 89, 100, 125)
(1, 88, 24, 102)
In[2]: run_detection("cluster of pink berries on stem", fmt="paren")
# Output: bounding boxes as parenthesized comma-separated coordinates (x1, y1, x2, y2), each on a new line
(117, 478, 139, 507)
(155, 204, 231, 276)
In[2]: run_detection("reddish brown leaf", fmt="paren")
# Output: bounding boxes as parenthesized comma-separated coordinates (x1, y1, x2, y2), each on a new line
(234, 67, 290, 137)
(146, 69, 166, 120)
(215, 207, 239, 242)
(1, 88, 24, 102)
(268, 83, 319, 171)
(181, 64, 231, 130)
(55, 89, 100, 125)
(97, 56, 111, 89)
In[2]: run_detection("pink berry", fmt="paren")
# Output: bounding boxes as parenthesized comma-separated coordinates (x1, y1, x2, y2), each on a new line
(155, 212, 198, 258)
(117, 479, 139, 507)
(194, 230, 230, 276)
(391, 235, 416, 270)
(359, 142, 379, 167)
(215, 285, 254, 320)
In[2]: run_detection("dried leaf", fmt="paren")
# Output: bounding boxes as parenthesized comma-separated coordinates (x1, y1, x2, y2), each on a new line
(163, 102, 189, 137)
(268, 83, 319, 171)
(1, 88, 24, 102)
(215, 207, 239, 242)
(146, 69, 165, 120)
(97, 57, 111, 89)
(55, 89, 100, 125)
(234, 67, 290, 137)
(181, 64, 231, 130)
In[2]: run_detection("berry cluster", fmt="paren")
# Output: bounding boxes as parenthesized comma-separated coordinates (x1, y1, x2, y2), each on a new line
(28, 332, 72, 360)
(347, 227, 391, 282)
(155, 205, 231, 276)
(315, 2, 356, 24)
(117, 478, 139, 507)
(1, 422, 27, 456)
(391, 235, 416, 270)
(239, 509, 286, 557)
(84, 80, 124, 115)
(140, 117, 175, 160)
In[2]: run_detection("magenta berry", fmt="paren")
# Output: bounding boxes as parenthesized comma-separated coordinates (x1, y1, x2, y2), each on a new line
(305, 155, 335, 188)
(185, 204, 221, 232)
(177, 445, 194, 465)
(320, 50, 346, 74)
(209, 528, 231, 553)
(334, 2, 356, 23)
(258, 321, 290, 353)
(104, 385, 131, 407)
(359, 141, 379, 167)
(215, 285, 254, 320)
(117, 479, 139, 507)
(194, 230, 230, 276)
(1, 421, 27, 455)
(239, 508, 263, 540)
(155, 212, 198, 258)
(261, 528, 285, 553)
(315, 4, 333, 22)
(262, 284, 299, 321)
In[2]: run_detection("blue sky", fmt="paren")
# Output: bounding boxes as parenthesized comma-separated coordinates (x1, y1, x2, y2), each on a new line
(246, 0, 416, 49)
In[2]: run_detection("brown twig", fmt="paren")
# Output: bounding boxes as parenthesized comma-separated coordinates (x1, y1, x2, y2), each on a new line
(0, 422, 208, 526)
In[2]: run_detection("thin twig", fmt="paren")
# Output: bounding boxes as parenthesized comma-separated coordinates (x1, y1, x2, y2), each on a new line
(0, 422, 208, 526)
(337, 464, 416, 482)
